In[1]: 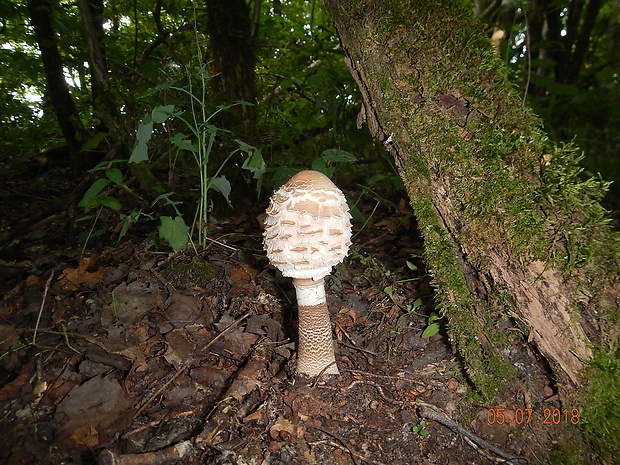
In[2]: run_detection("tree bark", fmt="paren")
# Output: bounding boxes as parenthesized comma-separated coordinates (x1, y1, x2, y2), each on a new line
(205, 0, 257, 140)
(27, 0, 89, 156)
(78, 0, 131, 147)
(323, 0, 619, 397)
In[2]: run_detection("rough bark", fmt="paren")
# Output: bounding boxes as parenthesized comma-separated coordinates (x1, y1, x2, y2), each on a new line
(205, 0, 257, 140)
(27, 0, 89, 156)
(323, 0, 619, 396)
(78, 0, 131, 146)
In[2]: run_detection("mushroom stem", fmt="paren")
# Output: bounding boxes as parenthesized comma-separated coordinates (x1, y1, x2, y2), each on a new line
(292, 278, 340, 376)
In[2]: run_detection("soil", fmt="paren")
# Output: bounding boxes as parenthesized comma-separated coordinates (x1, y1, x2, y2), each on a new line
(0, 165, 592, 465)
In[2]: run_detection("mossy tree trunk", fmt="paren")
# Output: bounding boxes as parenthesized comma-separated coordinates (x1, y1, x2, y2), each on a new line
(323, 0, 620, 398)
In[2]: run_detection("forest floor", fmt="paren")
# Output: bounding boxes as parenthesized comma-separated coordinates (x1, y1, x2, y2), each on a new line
(0, 165, 595, 465)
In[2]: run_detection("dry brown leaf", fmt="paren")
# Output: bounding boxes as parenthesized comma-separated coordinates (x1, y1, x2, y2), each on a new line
(269, 415, 295, 440)
(58, 258, 103, 290)
(69, 423, 99, 447)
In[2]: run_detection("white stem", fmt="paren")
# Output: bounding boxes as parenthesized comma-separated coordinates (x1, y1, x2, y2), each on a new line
(293, 278, 340, 376)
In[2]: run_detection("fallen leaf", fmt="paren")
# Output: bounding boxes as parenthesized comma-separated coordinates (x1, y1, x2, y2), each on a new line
(269, 415, 295, 440)
(58, 258, 103, 290)
(69, 423, 99, 447)
(243, 408, 265, 423)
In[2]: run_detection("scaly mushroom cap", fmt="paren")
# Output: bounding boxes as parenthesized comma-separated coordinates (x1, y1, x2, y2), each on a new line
(263, 170, 352, 281)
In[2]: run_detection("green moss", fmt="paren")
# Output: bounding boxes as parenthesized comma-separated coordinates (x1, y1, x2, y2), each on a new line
(407, 187, 515, 397)
(549, 442, 592, 465)
(170, 261, 218, 288)
(580, 349, 620, 459)
(538, 143, 620, 274)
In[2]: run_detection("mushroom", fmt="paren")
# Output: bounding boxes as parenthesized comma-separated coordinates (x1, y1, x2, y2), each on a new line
(263, 170, 352, 377)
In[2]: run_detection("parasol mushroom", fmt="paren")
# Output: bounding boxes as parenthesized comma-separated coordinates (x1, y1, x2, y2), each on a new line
(263, 170, 352, 377)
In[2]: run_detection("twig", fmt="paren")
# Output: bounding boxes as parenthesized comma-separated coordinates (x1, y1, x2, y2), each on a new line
(306, 425, 390, 465)
(98, 440, 192, 465)
(204, 235, 238, 251)
(310, 360, 340, 388)
(345, 379, 527, 464)
(341, 368, 427, 385)
(345, 379, 400, 406)
(336, 324, 379, 357)
(419, 406, 528, 464)
(133, 310, 252, 419)
(61, 323, 81, 354)
(196, 343, 272, 448)
(33, 272, 54, 345)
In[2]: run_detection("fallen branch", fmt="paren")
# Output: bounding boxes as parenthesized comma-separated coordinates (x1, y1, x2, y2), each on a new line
(98, 440, 192, 465)
(419, 405, 528, 464)
(346, 379, 527, 464)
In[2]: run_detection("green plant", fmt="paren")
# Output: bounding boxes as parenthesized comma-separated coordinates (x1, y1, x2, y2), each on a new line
(349, 171, 408, 234)
(78, 160, 135, 252)
(130, 97, 265, 249)
(0, 341, 31, 361)
(78, 158, 190, 251)
(153, 193, 191, 252)
(383, 261, 442, 337)
(580, 349, 620, 459)
(421, 312, 442, 338)
(411, 420, 429, 437)
(311, 148, 358, 177)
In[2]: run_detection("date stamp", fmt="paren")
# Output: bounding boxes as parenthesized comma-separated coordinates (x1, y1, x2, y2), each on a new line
(485, 408, 580, 425)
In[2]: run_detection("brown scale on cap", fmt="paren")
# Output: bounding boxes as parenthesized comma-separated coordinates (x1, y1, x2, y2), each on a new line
(263, 170, 352, 281)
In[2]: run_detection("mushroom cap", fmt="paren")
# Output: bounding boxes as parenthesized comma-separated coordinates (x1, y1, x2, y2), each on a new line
(263, 170, 352, 280)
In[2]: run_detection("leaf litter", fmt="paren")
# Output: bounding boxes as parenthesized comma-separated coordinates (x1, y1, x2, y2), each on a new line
(0, 175, 589, 465)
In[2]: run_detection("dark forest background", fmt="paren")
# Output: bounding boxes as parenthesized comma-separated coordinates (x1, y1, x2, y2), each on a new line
(1, 0, 618, 226)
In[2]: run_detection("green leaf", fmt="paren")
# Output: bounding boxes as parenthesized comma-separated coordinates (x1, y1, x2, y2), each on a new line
(367, 174, 387, 185)
(79, 133, 107, 153)
(421, 322, 440, 338)
(88, 159, 126, 173)
(129, 141, 149, 163)
(96, 195, 122, 210)
(136, 118, 154, 143)
(384, 285, 394, 299)
(428, 312, 441, 323)
(170, 132, 197, 152)
(280, 78, 294, 90)
(119, 216, 131, 241)
(322, 148, 358, 163)
(529, 74, 579, 96)
(159, 216, 189, 251)
(105, 168, 124, 185)
(130, 117, 154, 163)
(235, 139, 252, 152)
(151, 104, 175, 124)
(79, 229, 105, 241)
(210, 176, 232, 204)
(348, 203, 368, 226)
(79, 178, 109, 208)
(241, 148, 266, 179)
(406, 261, 418, 272)
(152, 192, 182, 207)
(311, 157, 334, 177)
